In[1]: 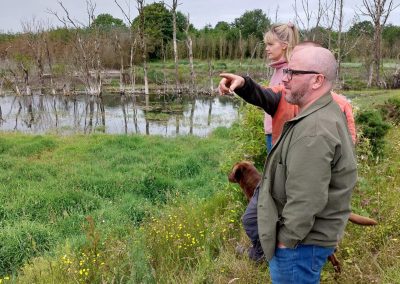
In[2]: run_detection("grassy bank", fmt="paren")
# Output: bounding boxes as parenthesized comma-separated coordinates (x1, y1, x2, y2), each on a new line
(1, 89, 400, 283)
(0, 128, 243, 282)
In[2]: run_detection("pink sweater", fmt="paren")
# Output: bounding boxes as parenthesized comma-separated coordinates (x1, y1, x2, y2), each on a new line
(264, 58, 288, 134)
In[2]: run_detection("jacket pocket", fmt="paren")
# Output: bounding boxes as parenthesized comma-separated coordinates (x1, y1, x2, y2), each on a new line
(271, 162, 287, 203)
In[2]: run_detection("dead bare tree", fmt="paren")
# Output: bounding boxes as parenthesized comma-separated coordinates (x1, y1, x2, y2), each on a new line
(185, 14, 196, 95)
(208, 57, 213, 94)
(44, 36, 56, 95)
(114, 31, 126, 94)
(335, 0, 344, 85)
(48, 0, 103, 96)
(293, 0, 326, 40)
(274, 5, 280, 22)
(360, 0, 399, 86)
(114, 0, 138, 94)
(293, 0, 313, 39)
(136, 0, 149, 94)
(166, 0, 180, 92)
(323, 0, 338, 50)
(21, 19, 47, 94)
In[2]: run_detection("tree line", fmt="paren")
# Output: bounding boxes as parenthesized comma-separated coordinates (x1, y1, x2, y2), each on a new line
(0, 0, 399, 96)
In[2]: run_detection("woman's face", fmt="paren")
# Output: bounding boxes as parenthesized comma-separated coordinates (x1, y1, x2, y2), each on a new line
(265, 37, 287, 62)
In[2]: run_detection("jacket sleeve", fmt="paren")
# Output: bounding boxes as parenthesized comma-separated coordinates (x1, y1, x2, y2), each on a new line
(234, 76, 282, 117)
(277, 135, 335, 248)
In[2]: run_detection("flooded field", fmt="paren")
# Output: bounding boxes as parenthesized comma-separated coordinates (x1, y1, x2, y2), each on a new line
(0, 93, 240, 136)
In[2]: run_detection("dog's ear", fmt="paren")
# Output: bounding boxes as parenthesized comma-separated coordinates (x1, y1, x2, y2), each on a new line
(233, 165, 243, 182)
(228, 163, 243, 183)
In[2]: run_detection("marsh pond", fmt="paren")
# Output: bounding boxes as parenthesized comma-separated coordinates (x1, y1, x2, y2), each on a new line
(0, 93, 240, 136)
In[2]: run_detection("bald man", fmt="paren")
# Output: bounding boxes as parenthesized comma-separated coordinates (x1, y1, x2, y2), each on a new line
(219, 47, 357, 283)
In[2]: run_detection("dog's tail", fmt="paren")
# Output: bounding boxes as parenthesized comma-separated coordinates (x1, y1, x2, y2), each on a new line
(348, 213, 377, 226)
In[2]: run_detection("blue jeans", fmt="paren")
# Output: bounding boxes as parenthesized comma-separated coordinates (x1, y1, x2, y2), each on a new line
(266, 133, 273, 154)
(269, 244, 335, 284)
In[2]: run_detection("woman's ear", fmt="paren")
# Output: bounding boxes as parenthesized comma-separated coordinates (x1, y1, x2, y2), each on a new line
(281, 42, 288, 50)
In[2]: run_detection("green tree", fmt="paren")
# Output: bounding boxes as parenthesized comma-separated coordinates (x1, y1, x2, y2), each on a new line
(233, 9, 270, 40)
(348, 20, 374, 37)
(132, 2, 188, 59)
(383, 24, 400, 48)
(214, 21, 231, 32)
(92, 13, 125, 29)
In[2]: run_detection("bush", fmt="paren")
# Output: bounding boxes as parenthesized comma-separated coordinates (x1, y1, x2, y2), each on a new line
(387, 69, 400, 88)
(379, 97, 400, 125)
(224, 103, 266, 170)
(342, 78, 368, 90)
(356, 109, 390, 157)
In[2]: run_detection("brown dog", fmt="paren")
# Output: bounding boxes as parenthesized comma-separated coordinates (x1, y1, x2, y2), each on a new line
(229, 161, 377, 273)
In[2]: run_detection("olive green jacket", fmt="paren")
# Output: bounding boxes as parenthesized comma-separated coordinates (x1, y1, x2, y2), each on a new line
(235, 78, 357, 261)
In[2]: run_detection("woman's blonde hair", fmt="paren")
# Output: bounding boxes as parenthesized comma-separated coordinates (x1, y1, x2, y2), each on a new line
(264, 23, 300, 61)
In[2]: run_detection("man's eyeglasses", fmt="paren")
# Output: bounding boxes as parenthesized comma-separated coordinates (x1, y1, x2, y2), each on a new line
(283, 68, 321, 81)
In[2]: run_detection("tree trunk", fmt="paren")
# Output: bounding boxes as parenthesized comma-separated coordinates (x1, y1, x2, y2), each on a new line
(115, 33, 125, 94)
(185, 14, 196, 95)
(361, 0, 399, 87)
(45, 38, 56, 95)
(208, 58, 213, 94)
(374, 22, 382, 85)
(137, 0, 149, 94)
(367, 63, 374, 87)
(336, 0, 344, 87)
(189, 98, 195, 134)
(239, 30, 243, 68)
(130, 37, 136, 93)
(172, 0, 179, 92)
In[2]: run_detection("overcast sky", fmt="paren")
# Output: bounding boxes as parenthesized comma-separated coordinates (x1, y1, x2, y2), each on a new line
(1, 0, 400, 33)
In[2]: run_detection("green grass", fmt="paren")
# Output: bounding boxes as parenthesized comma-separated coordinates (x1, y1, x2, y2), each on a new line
(346, 89, 400, 110)
(0, 128, 234, 279)
(2, 90, 400, 283)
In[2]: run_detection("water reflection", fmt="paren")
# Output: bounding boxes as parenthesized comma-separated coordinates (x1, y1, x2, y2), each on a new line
(0, 93, 240, 136)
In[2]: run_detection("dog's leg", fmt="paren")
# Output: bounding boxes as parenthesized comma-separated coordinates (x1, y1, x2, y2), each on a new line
(328, 253, 341, 274)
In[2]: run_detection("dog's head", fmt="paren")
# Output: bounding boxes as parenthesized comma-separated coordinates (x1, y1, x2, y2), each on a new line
(228, 161, 255, 183)
(228, 161, 261, 201)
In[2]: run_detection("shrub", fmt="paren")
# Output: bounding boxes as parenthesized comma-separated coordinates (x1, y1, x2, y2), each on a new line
(342, 78, 368, 90)
(224, 103, 266, 170)
(379, 97, 400, 125)
(387, 69, 400, 88)
(356, 109, 390, 157)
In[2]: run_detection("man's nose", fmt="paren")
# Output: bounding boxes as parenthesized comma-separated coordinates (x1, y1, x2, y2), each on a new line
(282, 73, 289, 82)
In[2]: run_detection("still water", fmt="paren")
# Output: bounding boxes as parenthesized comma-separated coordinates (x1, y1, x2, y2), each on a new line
(0, 93, 240, 136)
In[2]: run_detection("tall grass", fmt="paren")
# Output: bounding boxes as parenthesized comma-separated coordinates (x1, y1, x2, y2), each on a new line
(0, 128, 234, 279)
(2, 90, 400, 283)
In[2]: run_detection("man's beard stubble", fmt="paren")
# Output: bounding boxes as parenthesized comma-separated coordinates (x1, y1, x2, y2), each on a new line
(284, 85, 308, 105)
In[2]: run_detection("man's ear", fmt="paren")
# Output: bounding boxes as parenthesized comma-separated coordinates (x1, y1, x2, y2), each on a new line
(311, 74, 325, 90)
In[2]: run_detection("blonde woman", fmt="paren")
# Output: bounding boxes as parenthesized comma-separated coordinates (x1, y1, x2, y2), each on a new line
(263, 23, 299, 153)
